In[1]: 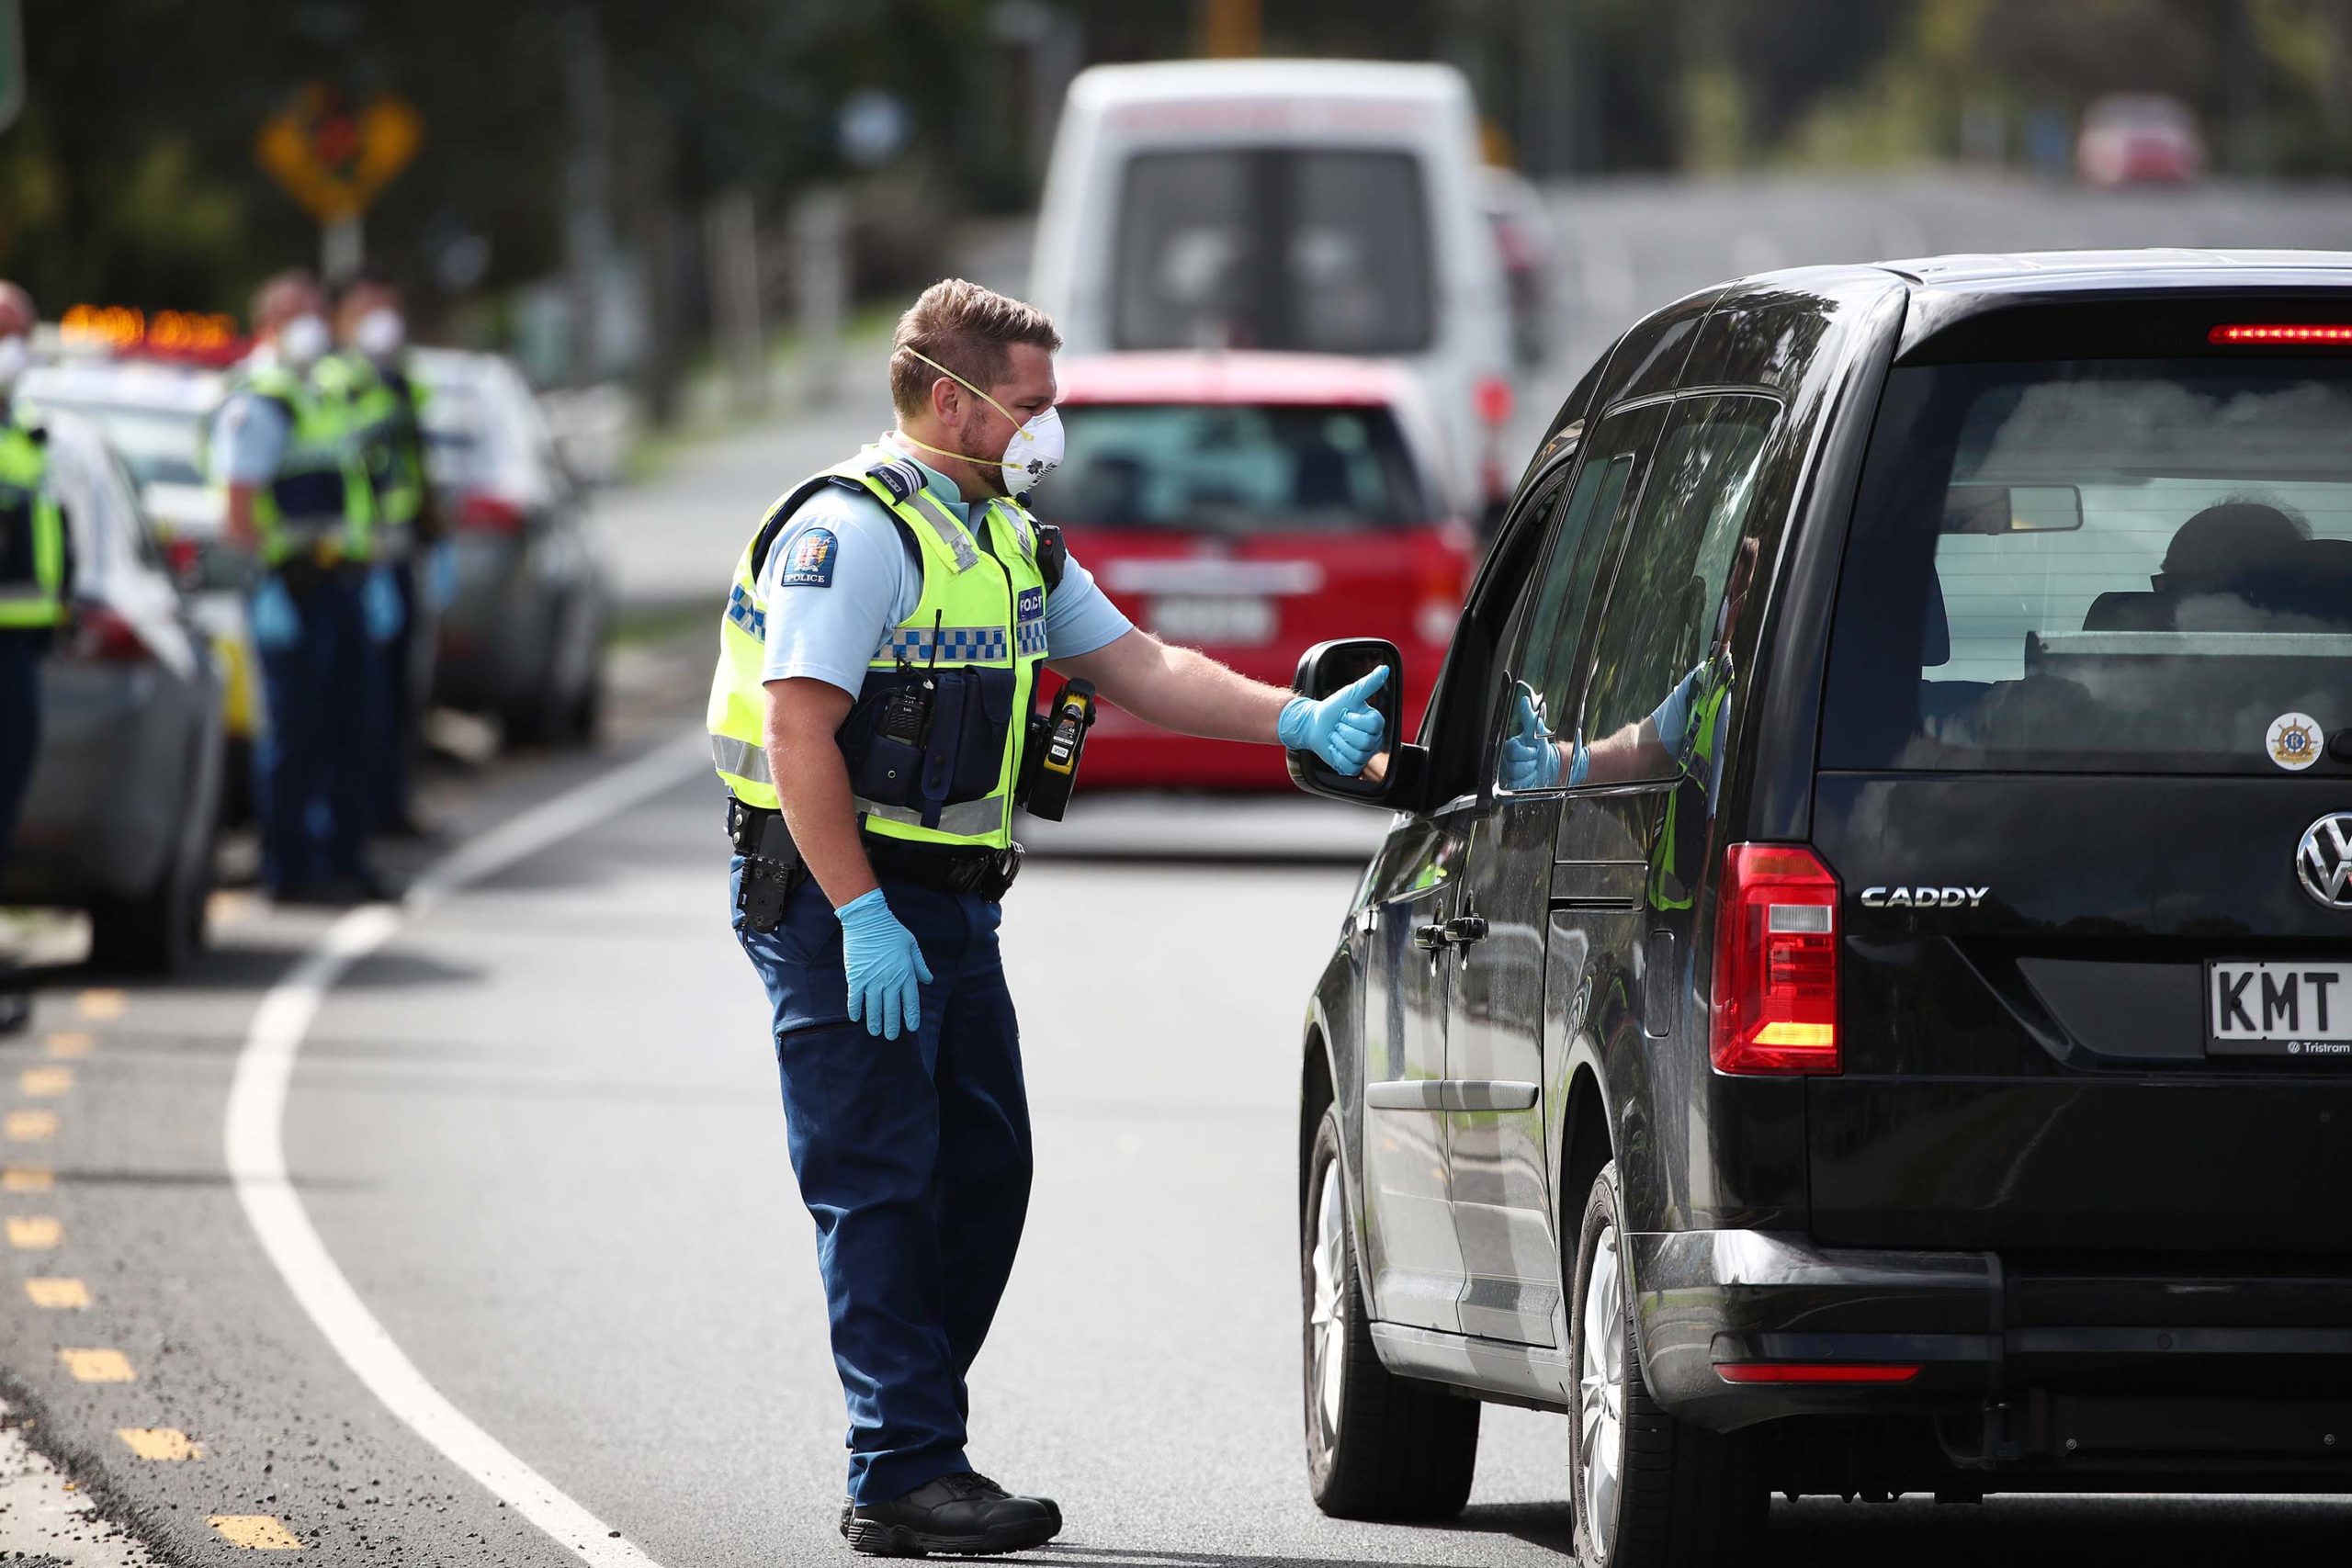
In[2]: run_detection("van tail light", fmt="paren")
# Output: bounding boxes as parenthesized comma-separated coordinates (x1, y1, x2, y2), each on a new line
(1715, 1362, 1919, 1385)
(1412, 529, 1472, 647)
(1712, 842, 1840, 1076)
(67, 603, 153, 665)
(1473, 374, 1514, 429)
(458, 493, 528, 534)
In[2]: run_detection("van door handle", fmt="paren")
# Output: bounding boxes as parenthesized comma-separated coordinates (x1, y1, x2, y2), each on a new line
(1442, 915, 1487, 947)
(1413, 921, 1450, 952)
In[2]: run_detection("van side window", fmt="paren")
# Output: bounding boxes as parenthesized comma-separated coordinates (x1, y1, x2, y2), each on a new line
(1490, 406, 1657, 795)
(1575, 395, 1779, 784)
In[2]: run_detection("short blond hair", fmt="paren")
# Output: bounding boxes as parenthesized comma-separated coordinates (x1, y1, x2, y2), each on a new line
(889, 278, 1061, 418)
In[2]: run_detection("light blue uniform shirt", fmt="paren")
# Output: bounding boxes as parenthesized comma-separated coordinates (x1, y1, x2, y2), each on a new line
(209, 387, 291, 484)
(759, 442, 1133, 695)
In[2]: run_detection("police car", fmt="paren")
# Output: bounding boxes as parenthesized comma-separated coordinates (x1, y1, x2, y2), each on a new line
(1283, 252, 2352, 1562)
(1030, 350, 1470, 788)
(19, 326, 261, 817)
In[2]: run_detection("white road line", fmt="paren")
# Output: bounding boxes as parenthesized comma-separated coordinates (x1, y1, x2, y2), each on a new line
(225, 731, 708, 1568)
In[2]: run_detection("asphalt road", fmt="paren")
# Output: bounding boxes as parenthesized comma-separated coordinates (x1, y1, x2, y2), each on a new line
(7, 172, 2352, 1563)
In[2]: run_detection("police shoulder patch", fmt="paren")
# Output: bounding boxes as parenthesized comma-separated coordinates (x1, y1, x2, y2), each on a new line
(781, 526, 840, 588)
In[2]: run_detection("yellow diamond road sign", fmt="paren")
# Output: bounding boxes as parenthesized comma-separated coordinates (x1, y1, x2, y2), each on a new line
(257, 84, 422, 223)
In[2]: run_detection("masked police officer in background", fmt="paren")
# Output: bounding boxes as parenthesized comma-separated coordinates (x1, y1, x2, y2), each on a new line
(331, 276, 445, 838)
(0, 282, 72, 1032)
(214, 270, 392, 905)
(709, 279, 1386, 1557)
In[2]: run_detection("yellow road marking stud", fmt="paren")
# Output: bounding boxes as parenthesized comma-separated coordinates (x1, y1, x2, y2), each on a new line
(7, 1215, 62, 1248)
(75, 989, 126, 1021)
(5, 1111, 57, 1142)
(45, 1032, 94, 1058)
(20, 1066, 73, 1097)
(118, 1427, 202, 1461)
(59, 1348, 134, 1382)
(3, 1166, 52, 1192)
(209, 1515, 302, 1550)
(26, 1278, 90, 1309)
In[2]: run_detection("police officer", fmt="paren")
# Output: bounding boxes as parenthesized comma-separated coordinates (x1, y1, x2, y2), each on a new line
(213, 270, 390, 904)
(331, 276, 444, 837)
(709, 279, 1386, 1556)
(0, 282, 71, 1032)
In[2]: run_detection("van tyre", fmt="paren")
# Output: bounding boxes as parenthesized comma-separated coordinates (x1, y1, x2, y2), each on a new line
(1302, 1100, 1479, 1520)
(1568, 1160, 1764, 1568)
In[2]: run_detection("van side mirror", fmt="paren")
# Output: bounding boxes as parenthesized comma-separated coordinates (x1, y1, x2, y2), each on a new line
(1287, 637, 1430, 812)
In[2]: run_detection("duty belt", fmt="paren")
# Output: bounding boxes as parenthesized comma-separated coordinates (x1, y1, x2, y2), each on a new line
(726, 800, 1023, 903)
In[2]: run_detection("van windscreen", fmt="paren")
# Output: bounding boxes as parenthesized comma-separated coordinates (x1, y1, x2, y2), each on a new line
(1111, 149, 1432, 356)
(1822, 359, 2352, 773)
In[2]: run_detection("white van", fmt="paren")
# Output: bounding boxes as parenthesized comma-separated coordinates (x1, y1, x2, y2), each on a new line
(1031, 59, 1516, 511)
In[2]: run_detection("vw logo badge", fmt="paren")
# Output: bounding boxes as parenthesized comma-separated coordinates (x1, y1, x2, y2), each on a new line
(2296, 813, 2352, 910)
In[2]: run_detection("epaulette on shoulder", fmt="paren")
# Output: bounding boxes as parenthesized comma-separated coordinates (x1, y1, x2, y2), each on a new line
(862, 456, 925, 503)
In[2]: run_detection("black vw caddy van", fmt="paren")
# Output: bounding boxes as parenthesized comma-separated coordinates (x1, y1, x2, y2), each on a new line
(1283, 253, 2352, 1567)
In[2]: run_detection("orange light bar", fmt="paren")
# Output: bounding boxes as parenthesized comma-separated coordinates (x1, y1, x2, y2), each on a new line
(1715, 1362, 1922, 1385)
(2208, 323, 2352, 345)
(59, 305, 239, 355)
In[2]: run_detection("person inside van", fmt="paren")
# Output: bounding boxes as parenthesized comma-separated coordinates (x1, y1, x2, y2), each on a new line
(2085, 501, 2311, 632)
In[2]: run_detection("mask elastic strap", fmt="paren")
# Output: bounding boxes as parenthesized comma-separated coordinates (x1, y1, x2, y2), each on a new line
(893, 431, 998, 471)
(900, 346, 1020, 429)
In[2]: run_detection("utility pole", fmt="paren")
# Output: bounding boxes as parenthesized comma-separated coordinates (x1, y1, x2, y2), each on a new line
(561, 6, 612, 386)
(708, 190, 765, 414)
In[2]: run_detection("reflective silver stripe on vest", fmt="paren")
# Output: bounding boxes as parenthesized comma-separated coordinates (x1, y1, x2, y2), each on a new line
(905, 489, 982, 572)
(872, 625, 1009, 664)
(854, 796, 1006, 835)
(712, 734, 773, 784)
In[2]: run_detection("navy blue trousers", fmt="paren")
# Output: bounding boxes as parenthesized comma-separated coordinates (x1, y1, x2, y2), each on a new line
(253, 574, 376, 894)
(0, 631, 42, 880)
(729, 856, 1033, 1505)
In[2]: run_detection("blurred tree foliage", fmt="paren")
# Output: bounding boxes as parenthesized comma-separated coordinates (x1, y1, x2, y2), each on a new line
(3, 0, 2346, 321)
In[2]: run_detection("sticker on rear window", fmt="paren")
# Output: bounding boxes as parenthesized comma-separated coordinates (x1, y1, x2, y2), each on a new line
(2267, 711, 2322, 772)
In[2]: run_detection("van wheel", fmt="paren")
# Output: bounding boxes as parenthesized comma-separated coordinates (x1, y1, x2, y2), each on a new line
(1302, 1100, 1479, 1520)
(1569, 1160, 1764, 1568)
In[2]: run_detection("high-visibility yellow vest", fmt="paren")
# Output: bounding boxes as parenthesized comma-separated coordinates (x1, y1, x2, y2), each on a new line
(238, 361, 377, 567)
(1649, 666, 1731, 913)
(707, 447, 1051, 851)
(323, 351, 428, 545)
(0, 416, 65, 631)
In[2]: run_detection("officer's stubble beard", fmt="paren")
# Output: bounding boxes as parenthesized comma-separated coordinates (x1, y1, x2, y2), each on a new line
(955, 400, 1011, 499)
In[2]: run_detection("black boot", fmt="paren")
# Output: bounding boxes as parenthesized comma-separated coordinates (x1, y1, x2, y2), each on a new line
(844, 1472, 1059, 1558)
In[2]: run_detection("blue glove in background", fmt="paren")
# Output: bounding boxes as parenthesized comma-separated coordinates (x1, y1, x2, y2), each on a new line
(1498, 684, 1563, 791)
(1278, 663, 1389, 776)
(248, 577, 300, 652)
(361, 567, 405, 645)
(427, 541, 458, 613)
(835, 888, 933, 1041)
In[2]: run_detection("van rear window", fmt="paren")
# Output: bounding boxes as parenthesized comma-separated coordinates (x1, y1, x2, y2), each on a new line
(1823, 359, 2352, 773)
(1111, 150, 1432, 356)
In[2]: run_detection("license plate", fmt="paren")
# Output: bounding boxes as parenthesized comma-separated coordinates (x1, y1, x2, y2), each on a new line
(2207, 961, 2352, 1056)
(1148, 594, 1275, 646)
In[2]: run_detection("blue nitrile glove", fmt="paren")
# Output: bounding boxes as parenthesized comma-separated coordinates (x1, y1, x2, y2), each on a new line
(248, 577, 300, 653)
(361, 567, 404, 646)
(836, 889, 934, 1041)
(1278, 664, 1390, 776)
(1498, 684, 1564, 791)
(426, 540, 458, 613)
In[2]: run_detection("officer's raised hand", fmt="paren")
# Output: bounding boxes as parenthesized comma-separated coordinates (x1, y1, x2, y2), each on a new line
(835, 889, 933, 1040)
(1279, 664, 1389, 776)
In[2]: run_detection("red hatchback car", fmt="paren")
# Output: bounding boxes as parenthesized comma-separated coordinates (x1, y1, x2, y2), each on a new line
(1035, 352, 1475, 788)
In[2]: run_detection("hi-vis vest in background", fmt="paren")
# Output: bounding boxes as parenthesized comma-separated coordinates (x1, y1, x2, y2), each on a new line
(0, 415, 64, 630)
(707, 448, 1053, 852)
(240, 361, 377, 567)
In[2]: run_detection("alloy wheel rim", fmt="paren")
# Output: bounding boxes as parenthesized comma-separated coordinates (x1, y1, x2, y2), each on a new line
(1577, 1222, 1625, 1560)
(1307, 1157, 1347, 1456)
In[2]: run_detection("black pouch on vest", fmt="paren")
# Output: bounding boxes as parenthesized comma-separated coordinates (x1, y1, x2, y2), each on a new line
(846, 674, 934, 808)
